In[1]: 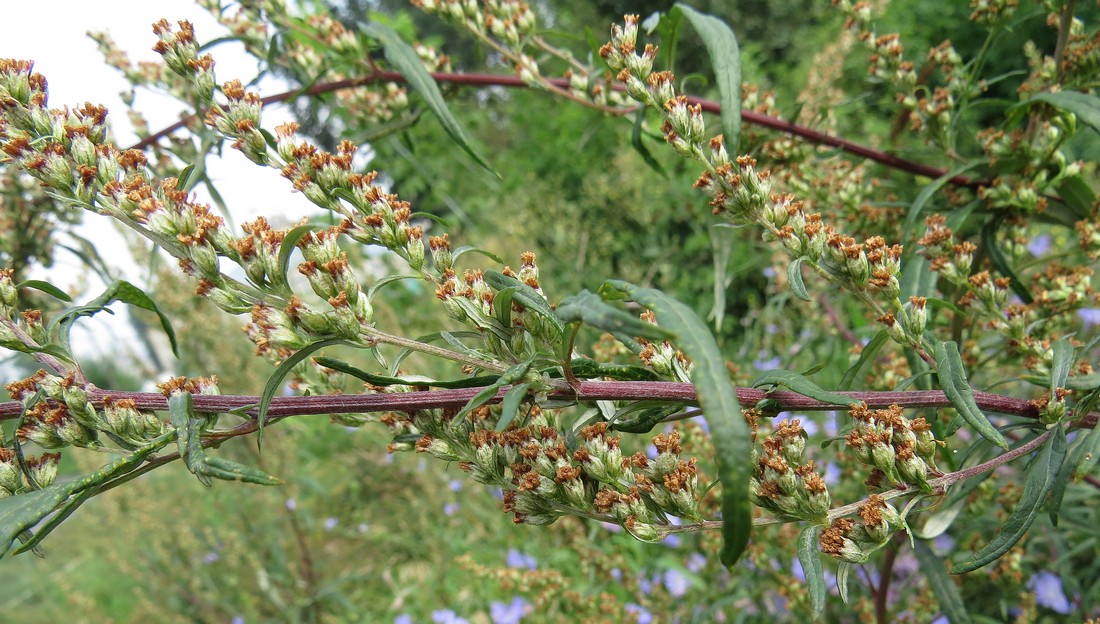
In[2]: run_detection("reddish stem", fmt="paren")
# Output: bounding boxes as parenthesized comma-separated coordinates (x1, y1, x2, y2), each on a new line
(1, 382, 1095, 428)
(128, 70, 983, 188)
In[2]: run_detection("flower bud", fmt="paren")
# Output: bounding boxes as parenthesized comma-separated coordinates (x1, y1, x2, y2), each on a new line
(25, 452, 60, 487)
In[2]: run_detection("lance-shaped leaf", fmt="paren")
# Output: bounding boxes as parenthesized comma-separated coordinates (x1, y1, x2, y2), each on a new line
(52, 280, 179, 358)
(798, 525, 827, 619)
(258, 338, 349, 447)
(787, 258, 811, 302)
(556, 289, 675, 348)
(169, 392, 281, 486)
(600, 280, 749, 567)
(672, 4, 741, 153)
(15, 280, 72, 302)
(484, 270, 564, 337)
(934, 341, 1009, 449)
(453, 357, 535, 426)
(951, 426, 1066, 573)
(360, 21, 497, 177)
(316, 356, 498, 389)
(1024, 90, 1100, 134)
(0, 433, 172, 558)
(752, 369, 859, 407)
(915, 541, 973, 624)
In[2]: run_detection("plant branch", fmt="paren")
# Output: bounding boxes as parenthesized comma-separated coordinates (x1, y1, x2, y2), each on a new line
(127, 71, 985, 188)
(2, 382, 1095, 428)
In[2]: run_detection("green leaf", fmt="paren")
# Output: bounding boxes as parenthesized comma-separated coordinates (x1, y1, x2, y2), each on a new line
(934, 341, 1009, 449)
(359, 20, 498, 178)
(1054, 175, 1096, 219)
(198, 456, 281, 485)
(15, 280, 72, 302)
(951, 426, 1066, 573)
(556, 289, 674, 345)
(981, 220, 1032, 304)
(10, 488, 94, 556)
(563, 358, 660, 381)
(600, 280, 749, 567)
(610, 401, 684, 433)
(1049, 339, 1072, 393)
(485, 270, 565, 337)
(452, 245, 505, 265)
(258, 338, 348, 448)
(87, 280, 180, 358)
(1024, 91, 1100, 134)
(0, 485, 70, 558)
(366, 274, 424, 304)
(276, 223, 320, 288)
(169, 393, 281, 486)
(495, 382, 532, 432)
(787, 258, 811, 302)
(316, 355, 497, 389)
(673, 4, 741, 153)
(915, 541, 972, 624)
(493, 286, 515, 330)
(836, 561, 851, 603)
(753, 369, 859, 407)
(168, 392, 211, 486)
(798, 525, 827, 620)
(839, 330, 888, 391)
(176, 163, 197, 189)
(453, 358, 535, 426)
(0, 433, 171, 557)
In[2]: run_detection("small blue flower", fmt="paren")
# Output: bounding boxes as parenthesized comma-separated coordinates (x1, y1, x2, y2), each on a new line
(323, 517, 338, 531)
(791, 557, 805, 582)
(933, 533, 955, 555)
(231, 616, 245, 624)
(1079, 308, 1100, 327)
(1028, 571, 1072, 614)
(285, 498, 297, 511)
(443, 502, 459, 516)
(490, 596, 528, 624)
(823, 462, 841, 485)
(394, 615, 413, 624)
(663, 568, 690, 597)
(686, 553, 706, 573)
(449, 479, 463, 492)
(1027, 233, 1051, 257)
(202, 551, 219, 565)
(506, 549, 538, 570)
(752, 351, 781, 371)
(431, 609, 469, 624)
(661, 533, 682, 548)
(610, 567, 622, 581)
(625, 603, 653, 624)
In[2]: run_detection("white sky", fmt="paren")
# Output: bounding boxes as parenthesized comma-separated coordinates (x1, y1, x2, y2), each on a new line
(0, 1, 316, 371)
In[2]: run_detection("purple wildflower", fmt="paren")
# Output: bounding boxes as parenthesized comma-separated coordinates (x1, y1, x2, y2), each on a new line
(1028, 571, 1072, 614)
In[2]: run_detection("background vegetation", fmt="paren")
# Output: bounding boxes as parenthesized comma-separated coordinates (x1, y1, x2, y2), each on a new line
(1, 0, 1098, 622)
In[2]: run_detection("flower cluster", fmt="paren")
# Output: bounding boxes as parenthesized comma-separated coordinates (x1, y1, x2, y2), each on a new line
(844, 403, 942, 493)
(600, 16, 916, 347)
(412, 0, 537, 49)
(749, 419, 831, 523)
(0, 447, 59, 497)
(7, 369, 168, 456)
(381, 398, 704, 540)
(819, 494, 906, 563)
(636, 310, 692, 383)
